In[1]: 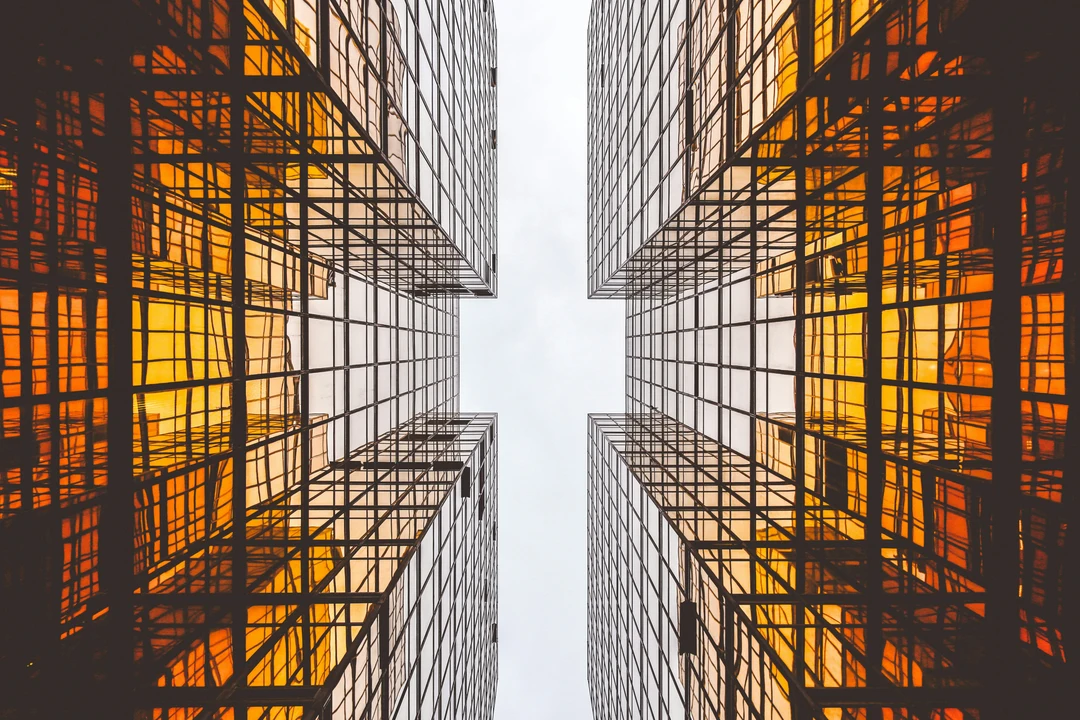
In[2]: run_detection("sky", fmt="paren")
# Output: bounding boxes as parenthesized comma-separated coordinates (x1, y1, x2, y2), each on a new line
(460, 1, 624, 717)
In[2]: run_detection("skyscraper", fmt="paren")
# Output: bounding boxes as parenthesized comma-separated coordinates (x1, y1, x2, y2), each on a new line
(587, 0, 1073, 718)
(0, 0, 498, 718)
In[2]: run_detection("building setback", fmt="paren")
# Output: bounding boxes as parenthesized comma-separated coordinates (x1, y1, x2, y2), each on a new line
(587, 0, 1073, 718)
(0, 0, 499, 717)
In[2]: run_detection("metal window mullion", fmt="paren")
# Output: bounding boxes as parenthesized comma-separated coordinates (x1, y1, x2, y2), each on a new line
(792, 1, 812, 716)
(228, 0, 249, 714)
(984, 41, 1024, 720)
(102, 33, 136, 717)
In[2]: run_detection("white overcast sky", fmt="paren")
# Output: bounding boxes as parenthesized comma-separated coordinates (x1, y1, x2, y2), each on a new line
(461, 1, 623, 717)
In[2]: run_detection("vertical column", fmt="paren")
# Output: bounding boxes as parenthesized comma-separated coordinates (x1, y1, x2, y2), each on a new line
(792, 1, 811, 717)
(300, 84, 313, 690)
(863, 17, 886, 704)
(228, 0, 249, 714)
(985, 41, 1023, 720)
(101, 10, 134, 716)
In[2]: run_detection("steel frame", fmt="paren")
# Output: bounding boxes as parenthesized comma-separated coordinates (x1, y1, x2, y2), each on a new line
(587, 0, 1074, 718)
(0, 1, 499, 718)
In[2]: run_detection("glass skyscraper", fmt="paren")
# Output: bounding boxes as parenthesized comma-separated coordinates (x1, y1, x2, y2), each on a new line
(0, 0, 498, 717)
(587, 0, 1072, 718)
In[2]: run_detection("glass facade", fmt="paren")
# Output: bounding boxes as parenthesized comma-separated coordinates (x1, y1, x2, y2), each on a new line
(588, 0, 1072, 718)
(0, 0, 498, 717)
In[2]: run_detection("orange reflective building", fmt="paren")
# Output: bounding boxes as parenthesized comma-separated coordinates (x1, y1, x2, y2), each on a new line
(587, 0, 1072, 718)
(0, 0, 499, 718)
